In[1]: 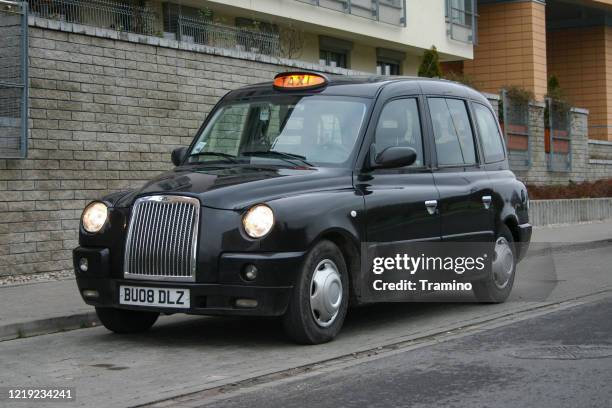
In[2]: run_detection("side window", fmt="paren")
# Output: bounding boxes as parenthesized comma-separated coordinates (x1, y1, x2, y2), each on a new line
(472, 103, 506, 163)
(428, 98, 477, 166)
(374, 98, 424, 167)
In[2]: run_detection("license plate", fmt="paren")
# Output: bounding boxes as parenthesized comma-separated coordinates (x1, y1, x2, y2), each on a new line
(119, 286, 190, 309)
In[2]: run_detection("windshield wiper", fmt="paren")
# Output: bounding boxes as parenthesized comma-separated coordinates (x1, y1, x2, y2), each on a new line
(188, 151, 239, 163)
(241, 150, 313, 167)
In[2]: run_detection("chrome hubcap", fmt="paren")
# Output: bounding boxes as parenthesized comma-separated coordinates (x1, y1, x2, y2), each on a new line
(493, 236, 514, 289)
(310, 259, 342, 328)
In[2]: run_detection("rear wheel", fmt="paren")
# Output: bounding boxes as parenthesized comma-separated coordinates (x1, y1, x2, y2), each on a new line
(472, 224, 516, 303)
(282, 240, 349, 344)
(95, 307, 159, 334)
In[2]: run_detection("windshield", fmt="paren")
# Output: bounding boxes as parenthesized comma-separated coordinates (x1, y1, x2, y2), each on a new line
(186, 95, 369, 167)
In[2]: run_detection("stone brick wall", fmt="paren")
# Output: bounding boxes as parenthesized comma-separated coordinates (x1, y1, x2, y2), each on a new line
(0, 23, 362, 277)
(1, 22, 612, 278)
(485, 97, 612, 185)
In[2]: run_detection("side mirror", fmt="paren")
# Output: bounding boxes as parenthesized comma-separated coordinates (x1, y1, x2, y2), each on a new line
(369, 145, 417, 169)
(171, 147, 188, 167)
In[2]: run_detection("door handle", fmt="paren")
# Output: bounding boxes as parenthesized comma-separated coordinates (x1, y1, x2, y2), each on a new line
(482, 195, 492, 210)
(425, 200, 438, 215)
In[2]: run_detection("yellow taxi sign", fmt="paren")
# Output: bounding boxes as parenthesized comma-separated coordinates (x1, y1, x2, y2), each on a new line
(273, 72, 327, 90)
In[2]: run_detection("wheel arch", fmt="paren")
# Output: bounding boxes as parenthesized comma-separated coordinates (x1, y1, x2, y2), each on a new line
(315, 228, 362, 304)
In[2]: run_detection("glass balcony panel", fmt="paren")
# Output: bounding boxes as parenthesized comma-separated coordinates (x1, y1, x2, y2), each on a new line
(378, 0, 405, 26)
(318, 0, 348, 13)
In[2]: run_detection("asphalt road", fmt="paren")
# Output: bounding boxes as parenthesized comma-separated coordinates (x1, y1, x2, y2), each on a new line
(1, 242, 611, 408)
(201, 296, 612, 408)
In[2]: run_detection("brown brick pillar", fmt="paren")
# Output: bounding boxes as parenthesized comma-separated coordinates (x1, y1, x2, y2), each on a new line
(547, 26, 612, 141)
(464, 0, 547, 101)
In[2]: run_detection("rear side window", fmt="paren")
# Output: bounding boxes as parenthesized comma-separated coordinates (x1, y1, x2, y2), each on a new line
(428, 98, 477, 166)
(375, 98, 424, 167)
(472, 103, 506, 163)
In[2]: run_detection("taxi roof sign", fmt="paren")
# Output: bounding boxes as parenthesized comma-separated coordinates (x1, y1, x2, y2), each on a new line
(273, 72, 327, 90)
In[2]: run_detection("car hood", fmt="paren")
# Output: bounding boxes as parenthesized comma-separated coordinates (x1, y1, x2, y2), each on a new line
(116, 165, 354, 210)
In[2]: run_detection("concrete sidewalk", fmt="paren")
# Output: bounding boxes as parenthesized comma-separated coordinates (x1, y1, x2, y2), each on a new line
(1, 221, 611, 342)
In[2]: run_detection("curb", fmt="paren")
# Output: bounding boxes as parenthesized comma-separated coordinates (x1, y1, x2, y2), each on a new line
(0, 312, 99, 342)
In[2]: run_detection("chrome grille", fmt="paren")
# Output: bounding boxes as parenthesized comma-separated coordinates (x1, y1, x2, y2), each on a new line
(124, 195, 200, 282)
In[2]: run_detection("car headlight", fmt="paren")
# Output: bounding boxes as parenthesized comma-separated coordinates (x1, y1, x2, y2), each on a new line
(242, 204, 274, 238)
(81, 202, 108, 233)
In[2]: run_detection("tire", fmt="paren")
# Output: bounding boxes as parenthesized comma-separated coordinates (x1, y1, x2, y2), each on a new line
(282, 240, 349, 344)
(95, 307, 159, 334)
(472, 224, 516, 303)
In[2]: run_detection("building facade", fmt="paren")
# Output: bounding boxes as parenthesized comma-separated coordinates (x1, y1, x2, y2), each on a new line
(454, 0, 612, 142)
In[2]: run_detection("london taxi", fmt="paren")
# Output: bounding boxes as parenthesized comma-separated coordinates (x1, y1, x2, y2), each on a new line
(74, 72, 532, 344)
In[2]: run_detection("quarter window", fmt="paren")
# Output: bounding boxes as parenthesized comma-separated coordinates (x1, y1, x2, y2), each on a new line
(375, 99, 424, 167)
(428, 98, 477, 166)
(473, 103, 505, 163)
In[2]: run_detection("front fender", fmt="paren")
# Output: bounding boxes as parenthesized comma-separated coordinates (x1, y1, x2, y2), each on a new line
(259, 189, 365, 253)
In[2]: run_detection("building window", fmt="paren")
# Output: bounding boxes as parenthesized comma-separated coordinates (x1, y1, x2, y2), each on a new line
(319, 36, 352, 69)
(376, 48, 405, 75)
(320, 50, 348, 68)
(376, 61, 400, 75)
(445, 0, 477, 43)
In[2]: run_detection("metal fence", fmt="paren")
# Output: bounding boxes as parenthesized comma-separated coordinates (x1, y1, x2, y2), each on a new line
(177, 16, 281, 58)
(546, 98, 571, 172)
(29, 0, 156, 35)
(0, 0, 27, 159)
(295, 0, 406, 26)
(501, 89, 531, 170)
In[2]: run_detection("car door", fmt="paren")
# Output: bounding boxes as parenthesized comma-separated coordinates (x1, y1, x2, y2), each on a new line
(426, 97, 494, 242)
(358, 96, 441, 245)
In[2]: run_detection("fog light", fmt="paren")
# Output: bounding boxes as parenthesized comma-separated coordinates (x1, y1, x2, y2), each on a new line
(241, 264, 258, 281)
(79, 257, 88, 272)
(82, 290, 99, 299)
(235, 298, 258, 308)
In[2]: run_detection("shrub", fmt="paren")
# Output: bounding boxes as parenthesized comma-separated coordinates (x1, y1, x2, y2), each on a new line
(418, 46, 442, 78)
(527, 179, 612, 200)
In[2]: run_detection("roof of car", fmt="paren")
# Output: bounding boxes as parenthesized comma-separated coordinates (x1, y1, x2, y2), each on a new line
(227, 74, 490, 105)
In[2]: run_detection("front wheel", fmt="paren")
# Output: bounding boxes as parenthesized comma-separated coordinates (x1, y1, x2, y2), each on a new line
(472, 224, 516, 303)
(282, 240, 349, 344)
(95, 307, 159, 334)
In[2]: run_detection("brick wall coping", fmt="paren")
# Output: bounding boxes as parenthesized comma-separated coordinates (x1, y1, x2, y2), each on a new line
(589, 139, 612, 146)
(28, 16, 369, 77)
(571, 107, 589, 115)
(482, 92, 500, 101)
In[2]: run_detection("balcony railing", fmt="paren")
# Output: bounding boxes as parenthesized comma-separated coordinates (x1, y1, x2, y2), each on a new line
(28, 0, 282, 58)
(177, 16, 281, 57)
(296, 0, 406, 26)
(29, 0, 157, 35)
(445, 0, 477, 44)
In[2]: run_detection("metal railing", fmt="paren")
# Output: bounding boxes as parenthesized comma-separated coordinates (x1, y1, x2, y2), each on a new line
(29, 0, 157, 35)
(177, 16, 281, 57)
(0, 0, 27, 159)
(546, 98, 572, 172)
(295, 0, 406, 26)
(501, 89, 531, 170)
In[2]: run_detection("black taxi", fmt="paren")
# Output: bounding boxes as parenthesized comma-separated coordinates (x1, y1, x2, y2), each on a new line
(74, 72, 532, 344)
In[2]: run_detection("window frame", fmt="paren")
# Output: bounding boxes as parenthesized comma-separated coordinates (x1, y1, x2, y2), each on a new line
(424, 96, 483, 170)
(366, 95, 429, 173)
(376, 59, 402, 75)
(470, 101, 507, 165)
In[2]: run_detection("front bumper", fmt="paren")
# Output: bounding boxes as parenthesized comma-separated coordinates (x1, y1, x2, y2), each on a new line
(75, 277, 292, 316)
(516, 222, 532, 261)
(73, 247, 303, 317)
